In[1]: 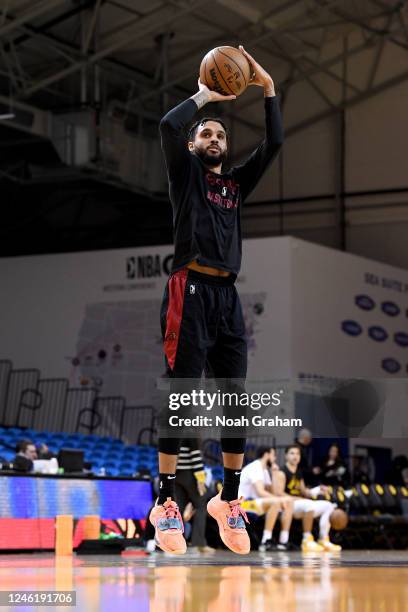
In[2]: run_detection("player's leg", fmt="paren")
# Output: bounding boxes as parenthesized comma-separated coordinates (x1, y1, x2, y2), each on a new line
(181, 470, 209, 549)
(259, 499, 280, 545)
(151, 270, 209, 554)
(174, 476, 189, 519)
(313, 500, 342, 551)
(207, 283, 247, 500)
(293, 498, 324, 552)
(206, 283, 250, 554)
(278, 497, 294, 549)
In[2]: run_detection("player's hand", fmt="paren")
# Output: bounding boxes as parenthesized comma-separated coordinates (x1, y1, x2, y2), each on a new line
(183, 502, 195, 522)
(197, 481, 207, 496)
(197, 78, 236, 103)
(238, 46, 275, 93)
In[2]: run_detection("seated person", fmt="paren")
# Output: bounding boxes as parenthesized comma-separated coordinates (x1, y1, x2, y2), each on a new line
(314, 443, 349, 487)
(36, 443, 56, 460)
(13, 439, 37, 472)
(238, 446, 294, 551)
(274, 444, 341, 552)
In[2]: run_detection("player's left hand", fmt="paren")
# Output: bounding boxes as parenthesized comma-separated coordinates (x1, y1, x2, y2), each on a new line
(239, 45, 275, 92)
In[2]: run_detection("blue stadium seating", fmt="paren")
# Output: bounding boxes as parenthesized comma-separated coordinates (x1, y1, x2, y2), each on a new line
(0, 427, 175, 480)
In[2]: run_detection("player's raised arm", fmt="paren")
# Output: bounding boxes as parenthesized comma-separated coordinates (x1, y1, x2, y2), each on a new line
(233, 46, 284, 202)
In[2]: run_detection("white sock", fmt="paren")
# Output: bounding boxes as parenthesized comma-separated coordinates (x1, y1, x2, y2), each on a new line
(303, 532, 312, 540)
(279, 530, 289, 544)
(262, 530, 272, 544)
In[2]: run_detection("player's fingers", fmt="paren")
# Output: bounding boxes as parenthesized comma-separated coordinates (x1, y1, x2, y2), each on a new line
(213, 93, 236, 101)
(239, 44, 255, 63)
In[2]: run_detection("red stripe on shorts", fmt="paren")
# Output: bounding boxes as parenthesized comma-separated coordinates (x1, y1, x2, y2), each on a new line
(164, 269, 188, 370)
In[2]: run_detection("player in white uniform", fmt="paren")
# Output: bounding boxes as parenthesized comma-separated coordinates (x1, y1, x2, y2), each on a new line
(239, 446, 294, 551)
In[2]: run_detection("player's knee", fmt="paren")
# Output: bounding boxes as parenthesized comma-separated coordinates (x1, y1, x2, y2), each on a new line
(305, 501, 316, 514)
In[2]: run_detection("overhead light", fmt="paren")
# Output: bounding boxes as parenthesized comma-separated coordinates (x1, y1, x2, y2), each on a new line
(0, 112, 15, 120)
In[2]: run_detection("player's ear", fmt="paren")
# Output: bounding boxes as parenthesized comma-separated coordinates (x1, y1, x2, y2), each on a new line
(188, 141, 194, 152)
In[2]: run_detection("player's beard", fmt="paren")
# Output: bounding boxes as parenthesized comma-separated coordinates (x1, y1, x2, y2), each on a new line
(195, 145, 227, 168)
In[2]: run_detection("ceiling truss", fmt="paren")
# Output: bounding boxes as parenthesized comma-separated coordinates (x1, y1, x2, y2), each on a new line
(0, 0, 407, 166)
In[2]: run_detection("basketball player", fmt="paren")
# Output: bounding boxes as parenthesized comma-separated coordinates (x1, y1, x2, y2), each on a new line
(238, 446, 294, 551)
(149, 46, 283, 555)
(275, 444, 341, 552)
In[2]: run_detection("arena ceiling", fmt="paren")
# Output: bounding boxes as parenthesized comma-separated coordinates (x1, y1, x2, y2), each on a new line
(1, 1, 407, 122)
(0, 0, 407, 255)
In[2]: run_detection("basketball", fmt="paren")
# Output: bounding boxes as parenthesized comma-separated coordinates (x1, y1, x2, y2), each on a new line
(200, 46, 251, 97)
(330, 509, 349, 530)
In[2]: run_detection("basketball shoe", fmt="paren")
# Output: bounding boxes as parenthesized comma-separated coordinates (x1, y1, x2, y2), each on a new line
(207, 493, 250, 555)
(149, 498, 187, 554)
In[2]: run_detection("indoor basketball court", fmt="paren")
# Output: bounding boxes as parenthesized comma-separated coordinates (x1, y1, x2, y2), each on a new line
(1, 1, 407, 611)
(1, 551, 408, 610)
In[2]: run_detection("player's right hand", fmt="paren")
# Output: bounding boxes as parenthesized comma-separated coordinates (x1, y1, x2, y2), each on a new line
(197, 79, 236, 103)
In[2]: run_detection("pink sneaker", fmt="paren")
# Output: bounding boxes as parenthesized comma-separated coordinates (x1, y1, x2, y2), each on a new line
(207, 493, 250, 555)
(149, 498, 187, 555)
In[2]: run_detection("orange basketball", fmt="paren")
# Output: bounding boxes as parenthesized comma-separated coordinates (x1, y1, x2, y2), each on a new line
(200, 46, 251, 97)
(330, 509, 349, 530)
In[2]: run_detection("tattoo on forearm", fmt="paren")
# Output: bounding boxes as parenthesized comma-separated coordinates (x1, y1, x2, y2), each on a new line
(191, 90, 209, 109)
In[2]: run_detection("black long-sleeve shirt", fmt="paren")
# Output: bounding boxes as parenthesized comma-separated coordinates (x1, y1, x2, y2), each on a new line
(159, 96, 283, 278)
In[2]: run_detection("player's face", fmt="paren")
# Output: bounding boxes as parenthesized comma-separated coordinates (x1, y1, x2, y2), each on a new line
(286, 448, 300, 466)
(189, 121, 228, 167)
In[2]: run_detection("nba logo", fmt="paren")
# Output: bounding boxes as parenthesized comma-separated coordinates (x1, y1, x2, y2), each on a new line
(190, 284, 195, 294)
(222, 186, 227, 196)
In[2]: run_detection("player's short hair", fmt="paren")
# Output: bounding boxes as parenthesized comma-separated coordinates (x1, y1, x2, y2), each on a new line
(256, 445, 275, 459)
(16, 439, 34, 453)
(285, 444, 301, 455)
(188, 117, 229, 142)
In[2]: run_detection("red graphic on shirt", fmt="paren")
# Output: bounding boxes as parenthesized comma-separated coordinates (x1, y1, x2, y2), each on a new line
(206, 173, 240, 209)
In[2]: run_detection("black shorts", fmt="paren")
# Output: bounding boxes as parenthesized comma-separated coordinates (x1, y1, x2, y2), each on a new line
(160, 268, 247, 379)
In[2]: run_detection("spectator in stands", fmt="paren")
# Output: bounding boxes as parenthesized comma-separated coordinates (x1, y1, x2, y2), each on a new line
(13, 439, 37, 472)
(36, 443, 55, 460)
(314, 443, 350, 488)
(295, 428, 314, 485)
